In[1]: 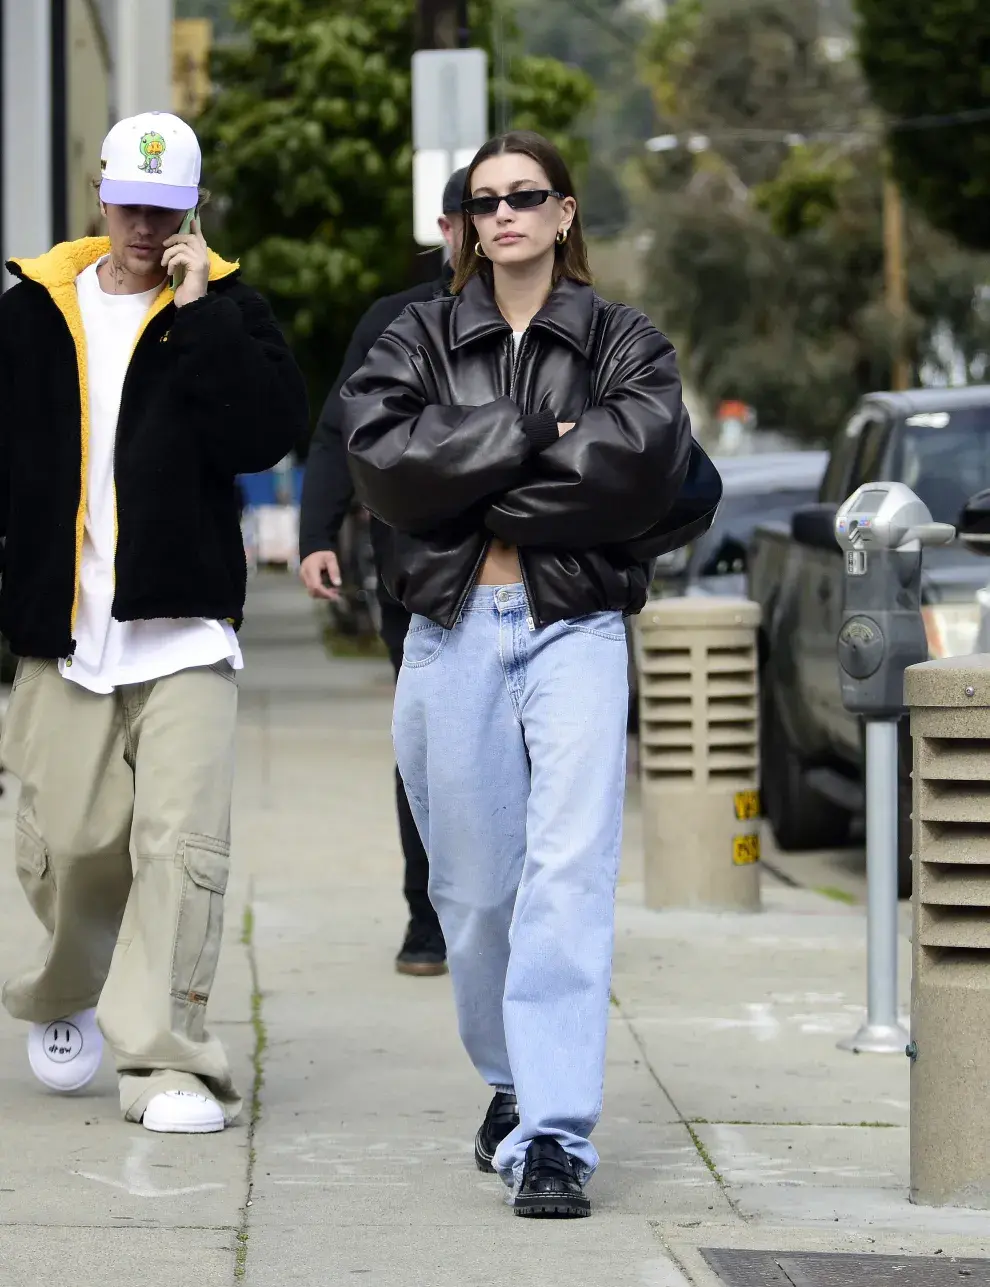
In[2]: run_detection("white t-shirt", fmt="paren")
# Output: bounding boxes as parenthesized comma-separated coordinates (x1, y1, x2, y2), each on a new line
(512, 330, 525, 353)
(59, 259, 243, 695)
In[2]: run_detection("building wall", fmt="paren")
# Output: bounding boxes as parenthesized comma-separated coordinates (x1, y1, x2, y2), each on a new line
(68, 0, 112, 238)
(2, 3, 52, 276)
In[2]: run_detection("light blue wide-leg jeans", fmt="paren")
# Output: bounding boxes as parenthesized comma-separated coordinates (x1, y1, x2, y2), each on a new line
(392, 583, 628, 1187)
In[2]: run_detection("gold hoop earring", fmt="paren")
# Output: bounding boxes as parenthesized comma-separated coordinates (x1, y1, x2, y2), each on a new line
(474, 242, 487, 259)
(556, 228, 569, 245)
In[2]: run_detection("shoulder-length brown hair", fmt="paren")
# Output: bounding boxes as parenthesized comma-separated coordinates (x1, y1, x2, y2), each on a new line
(450, 131, 593, 295)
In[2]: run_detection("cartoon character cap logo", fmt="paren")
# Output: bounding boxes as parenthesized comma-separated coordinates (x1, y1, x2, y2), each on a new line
(139, 131, 167, 176)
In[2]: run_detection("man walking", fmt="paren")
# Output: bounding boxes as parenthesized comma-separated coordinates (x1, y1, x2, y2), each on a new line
(299, 169, 467, 976)
(0, 112, 307, 1132)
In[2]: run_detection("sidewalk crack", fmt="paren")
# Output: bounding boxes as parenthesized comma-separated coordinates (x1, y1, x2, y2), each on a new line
(611, 989, 744, 1220)
(235, 885, 268, 1281)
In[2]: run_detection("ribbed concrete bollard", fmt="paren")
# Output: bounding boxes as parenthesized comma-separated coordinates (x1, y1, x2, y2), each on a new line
(634, 598, 762, 912)
(906, 655, 990, 1208)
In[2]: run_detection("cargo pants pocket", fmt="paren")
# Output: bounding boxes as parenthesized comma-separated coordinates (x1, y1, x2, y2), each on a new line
(170, 834, 229, 1007)
(14, 815, 57, 933)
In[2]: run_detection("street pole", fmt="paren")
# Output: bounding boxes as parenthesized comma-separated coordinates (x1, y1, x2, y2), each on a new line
(883, 171, 910, 392)
(417, 0, 458, 50)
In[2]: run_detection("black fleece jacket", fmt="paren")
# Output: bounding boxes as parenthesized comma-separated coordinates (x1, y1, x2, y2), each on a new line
(0, 237, 308, 659)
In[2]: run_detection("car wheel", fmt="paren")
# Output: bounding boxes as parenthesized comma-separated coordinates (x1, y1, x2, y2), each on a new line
(761, 683, 851, 852)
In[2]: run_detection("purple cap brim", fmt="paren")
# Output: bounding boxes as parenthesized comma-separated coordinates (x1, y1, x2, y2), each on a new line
(100, 178, 198, 211)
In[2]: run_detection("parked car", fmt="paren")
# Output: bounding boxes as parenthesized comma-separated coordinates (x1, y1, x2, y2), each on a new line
(626, 450, 827, 729)
(748, 387, 990, 895)
(651, 451, 828, 600)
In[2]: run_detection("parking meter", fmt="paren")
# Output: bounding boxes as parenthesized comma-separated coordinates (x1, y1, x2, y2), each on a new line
(832, 482, 955, 1055)
(834, 483, 955, 716)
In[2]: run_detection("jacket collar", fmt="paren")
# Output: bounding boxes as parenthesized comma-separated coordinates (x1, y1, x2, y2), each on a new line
(449, 273, 597, 357)
(6, 236, 239, 290)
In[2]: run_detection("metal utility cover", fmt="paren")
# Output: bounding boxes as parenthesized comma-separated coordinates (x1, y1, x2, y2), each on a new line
(701, 1249, 990, 1285)
(412, 49, 488, 153)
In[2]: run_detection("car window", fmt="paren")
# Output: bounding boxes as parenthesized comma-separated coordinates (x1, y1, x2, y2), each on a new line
(820, 409, 868, 502)
(847, 413, 891, 495)
(820, 408, 888, 503)
(888, 408, 990, 524)
(692, 490, 818, 577)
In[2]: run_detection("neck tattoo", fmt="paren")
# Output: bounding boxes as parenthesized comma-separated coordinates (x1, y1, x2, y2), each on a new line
(109, 256, 126, 293)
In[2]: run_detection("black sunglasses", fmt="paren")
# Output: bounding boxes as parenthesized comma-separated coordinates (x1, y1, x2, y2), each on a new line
(462, 188, 566, 217)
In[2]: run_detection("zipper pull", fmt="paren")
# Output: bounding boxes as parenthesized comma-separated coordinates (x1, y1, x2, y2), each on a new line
(527, 616, 536, 632)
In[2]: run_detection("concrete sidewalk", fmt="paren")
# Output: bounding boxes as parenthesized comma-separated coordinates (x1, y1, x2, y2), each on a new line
(0, 571, 988, 1285)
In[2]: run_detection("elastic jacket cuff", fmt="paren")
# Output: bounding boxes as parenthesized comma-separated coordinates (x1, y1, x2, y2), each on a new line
(520, 410, 559, 454)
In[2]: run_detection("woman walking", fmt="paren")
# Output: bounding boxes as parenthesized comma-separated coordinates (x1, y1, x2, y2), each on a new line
(342, 132, 718, 1217)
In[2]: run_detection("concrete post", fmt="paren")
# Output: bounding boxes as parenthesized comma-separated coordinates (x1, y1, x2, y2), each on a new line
(2, 1, 52, 286)
(634, 598, 762, 912)
(905, 655, 990, 1208)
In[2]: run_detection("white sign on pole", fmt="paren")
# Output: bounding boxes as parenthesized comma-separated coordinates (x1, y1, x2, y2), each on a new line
(411, 49, 488, 247)
(412, 49, 488, 152)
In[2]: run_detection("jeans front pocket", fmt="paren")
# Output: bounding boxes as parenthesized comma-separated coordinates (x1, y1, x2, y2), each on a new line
(402, 617, 448, 668)
(558, 611, 627, 642)
(171, 834, 229, 1006)
(14, 815, 57, 931)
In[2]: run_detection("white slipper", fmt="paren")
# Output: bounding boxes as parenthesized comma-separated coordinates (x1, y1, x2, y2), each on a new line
(142, 1089, 225, 1134)
(28, 1008, 103, 1092)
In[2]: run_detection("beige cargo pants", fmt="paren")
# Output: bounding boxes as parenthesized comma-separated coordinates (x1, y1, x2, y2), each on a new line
(1, 658, 242, 1125)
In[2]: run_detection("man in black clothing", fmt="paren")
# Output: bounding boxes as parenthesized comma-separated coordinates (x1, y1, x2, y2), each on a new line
(299, 168, 467, 976)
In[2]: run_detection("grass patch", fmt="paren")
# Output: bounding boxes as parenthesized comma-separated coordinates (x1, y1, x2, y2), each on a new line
(322, 627, 388, 660)
(814, 885, 858, 905)
(685, 1122, 725, 1187)
(687, 1117, 899, 1129)
(235, 894, 267, 1281)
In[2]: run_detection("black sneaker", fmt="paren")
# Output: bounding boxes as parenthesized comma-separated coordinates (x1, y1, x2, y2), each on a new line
(395, 921, 447, 977)
(514, 1136, 591, 1218)
(474, 1091, 519, 1173)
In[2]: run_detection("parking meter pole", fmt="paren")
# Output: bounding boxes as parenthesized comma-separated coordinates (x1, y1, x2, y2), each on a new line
(832, 483, 955, 1055)
(838, 718, 907, 1053)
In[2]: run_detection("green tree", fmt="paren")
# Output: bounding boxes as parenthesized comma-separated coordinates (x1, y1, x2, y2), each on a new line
(638, 0, 990, 439)
(512, 0, 654, 234)
(195, 0, 594, 417)
(855, 0, 990, 252)
(175, 0, 239, 37)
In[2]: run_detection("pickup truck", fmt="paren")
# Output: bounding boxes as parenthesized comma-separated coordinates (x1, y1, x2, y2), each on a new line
(749, 386, 990, 895)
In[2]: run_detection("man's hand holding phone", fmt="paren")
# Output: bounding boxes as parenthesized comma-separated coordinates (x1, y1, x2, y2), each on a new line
(162, 211, 210, 307)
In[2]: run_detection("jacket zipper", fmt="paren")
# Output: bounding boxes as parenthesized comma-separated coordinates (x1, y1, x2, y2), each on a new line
(446, 330, 539, 630)
(518, 551, 540, 631)
(508, 331, 537, 629)
(449, 536, 492, 627)
(109, 305, 173, 615)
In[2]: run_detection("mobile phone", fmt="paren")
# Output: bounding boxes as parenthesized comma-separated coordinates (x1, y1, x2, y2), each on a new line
(170, 208, 197, 291)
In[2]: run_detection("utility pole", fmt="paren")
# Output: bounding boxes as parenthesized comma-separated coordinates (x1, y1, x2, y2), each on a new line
(417, 0, 468, 50)
(883, 171, 910, 392)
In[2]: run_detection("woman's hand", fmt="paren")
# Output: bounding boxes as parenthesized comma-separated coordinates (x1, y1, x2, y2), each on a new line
(162, 218, 210, 307)
(558, 422, 577, 436)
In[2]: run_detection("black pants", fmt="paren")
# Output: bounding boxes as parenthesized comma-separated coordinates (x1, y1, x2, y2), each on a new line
(379, 592, 441, 935)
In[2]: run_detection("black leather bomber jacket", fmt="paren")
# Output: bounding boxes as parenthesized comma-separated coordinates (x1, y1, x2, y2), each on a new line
(340, 274, 721, 629)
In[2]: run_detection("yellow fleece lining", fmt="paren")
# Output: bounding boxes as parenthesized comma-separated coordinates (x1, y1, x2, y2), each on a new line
(8, 237, 239, 638)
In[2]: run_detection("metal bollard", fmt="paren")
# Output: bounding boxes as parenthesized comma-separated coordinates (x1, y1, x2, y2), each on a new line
(634, 598, 762, 912)
(905, 655, 990, 1208)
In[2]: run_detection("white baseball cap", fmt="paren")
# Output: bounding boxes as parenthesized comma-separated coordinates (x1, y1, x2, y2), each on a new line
(99, 111, 201, 211)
